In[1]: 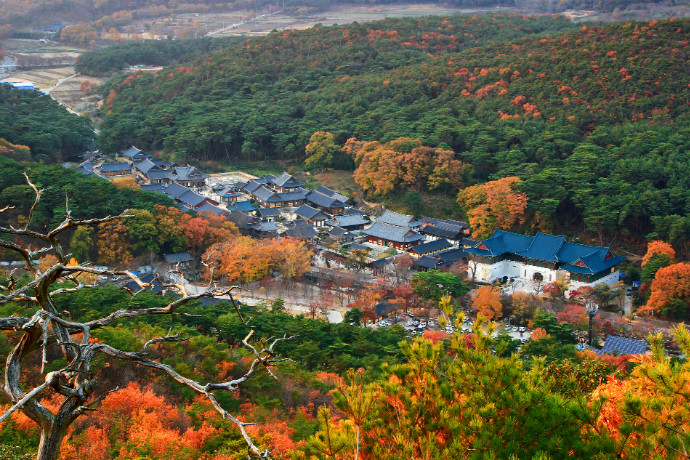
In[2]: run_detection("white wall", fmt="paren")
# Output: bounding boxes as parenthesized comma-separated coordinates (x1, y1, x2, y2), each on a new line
(567, 270, 620, 294)
(469, 260, 621, 294)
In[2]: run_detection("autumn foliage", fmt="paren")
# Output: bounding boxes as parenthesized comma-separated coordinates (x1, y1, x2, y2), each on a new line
(179, 211, 238, 253)
(471, 285, 502, 321)
(203, 237, 312, 285)
(590, 327, 690, 458)
(0, 137, 31, 162)
(346, 136, 471, 196)
(641, 240, 676, 267)
(640, 262, 690, 317)
(457, 176, 528, 239)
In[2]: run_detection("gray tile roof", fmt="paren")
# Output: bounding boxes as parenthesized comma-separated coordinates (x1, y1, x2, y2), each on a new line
(288, 218, 312, 229)
(329, 226, 354, 239)
(326, 214, 368, 228)
(363, 222, 424, 244)
(598, 335, 648, 356)
(259, 207, 282, 218)
(134, 158, 159, 174)
(124, 274, 164, 294)
(410, 239, 453, 255)
(179, 190, 208, 207)
(421, 216, 467, 229)
(421, 225, 464, 240)
(278, 189, 309, 202)
(121, 146, 142, 157)
(196, 202, 225, 215)
(462, 237, 479, 247)
(146, 169, 172, 181)
(172, 166, 208, 181)
(271, 172, 304, 188)
(307, 190, 345, 209)
(282, 225, 318, 240)
(163, 252, 194, 264)
(242, 180, 262, 194)
(99, 163, 131, 173)
(256, 222, 279, 232)
(437, 248, 468, 265)
(163, 183, 190, 199)
(344, 208, 367, 216)
(415, 256, 440, 269)
(295, 205, 327, 221)
(315, 186, 350, 204)
(230, 181, 247, 191)
(252, 185, 278, 202)
(377, 210, 422, 228)
(225, 211, 257, 230)
(140, 183, 165, 193)
(315, 185, 336, 196)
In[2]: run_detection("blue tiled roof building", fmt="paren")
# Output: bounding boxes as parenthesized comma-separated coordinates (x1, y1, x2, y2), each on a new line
(466, 230, 626, 291)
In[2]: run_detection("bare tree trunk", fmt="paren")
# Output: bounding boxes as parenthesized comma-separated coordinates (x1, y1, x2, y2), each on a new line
(37, 422, 69, 460)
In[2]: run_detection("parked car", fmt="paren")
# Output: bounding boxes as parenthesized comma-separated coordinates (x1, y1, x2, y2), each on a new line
(519, 326, 526, 333)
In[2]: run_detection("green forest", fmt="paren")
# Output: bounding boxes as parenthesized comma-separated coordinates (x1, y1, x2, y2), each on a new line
(0, 86, 94, 163)
(75, 36, 246, 76)
(0, 156, 171, 229)
(97, 15, 690, 242)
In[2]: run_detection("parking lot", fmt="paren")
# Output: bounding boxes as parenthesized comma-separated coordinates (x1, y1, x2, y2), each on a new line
(373, 314, 533, 342)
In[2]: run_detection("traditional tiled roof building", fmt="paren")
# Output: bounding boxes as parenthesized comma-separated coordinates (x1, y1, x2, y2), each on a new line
(466, 230, 625, 293)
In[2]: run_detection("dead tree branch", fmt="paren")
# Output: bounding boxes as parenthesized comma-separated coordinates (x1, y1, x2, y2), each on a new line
(0, 176, 287, 460)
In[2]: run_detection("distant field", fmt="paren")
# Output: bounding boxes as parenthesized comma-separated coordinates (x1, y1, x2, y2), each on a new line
(118, 4, 533, 39)
(213, 4, 519, 37)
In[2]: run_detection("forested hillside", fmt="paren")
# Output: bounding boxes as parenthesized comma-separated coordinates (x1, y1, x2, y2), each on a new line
(97, 14, 578, 158)
(0, 86, 94, 163)
(75, 36, 245, 76)
(0, 157, 172, 230)
(98, 16, 690, 241)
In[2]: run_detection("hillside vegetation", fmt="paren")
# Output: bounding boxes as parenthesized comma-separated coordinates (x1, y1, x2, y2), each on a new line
(98, 16, 690, 241)
(0, 85, 94, 163)
(97, 14, 578, 159)
(75, 36, 245, 76)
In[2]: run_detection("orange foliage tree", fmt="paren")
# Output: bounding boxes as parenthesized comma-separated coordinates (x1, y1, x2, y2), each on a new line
(347, 283, 386, 323)
(457, 176, 528, 239)
(640, 262, 690, 318)
(96, 219, 133, 265)
(59, 382, 221, 460)
(641, 240, 676, 267)
(203, 237, 312, 285)
(556, 304, 588, 331)
(590, 326, 690, 458)
(179, 211, 238, 253)
(471, 285, 502, 321)
(345, 136, 471, 196)
(111, 176, 140, 190)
